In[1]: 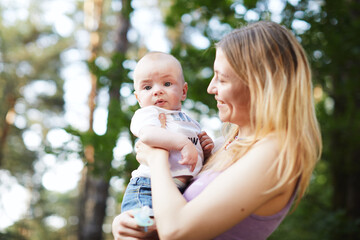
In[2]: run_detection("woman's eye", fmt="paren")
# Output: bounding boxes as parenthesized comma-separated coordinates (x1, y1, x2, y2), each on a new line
(144, 86, 151, 90)
(218, 78, 226, 83)
(164, 82, 171, 87)
(214, 75, 223, 83)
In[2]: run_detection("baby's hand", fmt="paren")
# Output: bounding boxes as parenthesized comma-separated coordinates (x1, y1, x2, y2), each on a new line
(198, 131, 214, 160)
(159, 113, 166, 128)
(178, 141, 198, 172)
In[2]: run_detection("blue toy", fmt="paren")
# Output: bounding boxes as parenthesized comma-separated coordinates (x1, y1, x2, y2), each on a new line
(132, 206, 154, 232)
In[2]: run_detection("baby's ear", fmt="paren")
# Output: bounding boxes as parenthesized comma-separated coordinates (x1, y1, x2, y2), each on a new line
(182, 82, 188, 101)
(134, 91, 142, 106)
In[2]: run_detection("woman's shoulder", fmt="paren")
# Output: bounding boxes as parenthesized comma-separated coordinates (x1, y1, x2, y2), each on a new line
(253, 133, 280, 154)
(228, 133, 281, 179)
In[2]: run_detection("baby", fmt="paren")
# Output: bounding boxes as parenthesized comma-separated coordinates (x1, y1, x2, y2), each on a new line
(121, 52, 213, 214)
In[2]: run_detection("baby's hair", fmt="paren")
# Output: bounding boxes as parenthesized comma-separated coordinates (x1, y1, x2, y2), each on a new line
(135, 51, 185, 83)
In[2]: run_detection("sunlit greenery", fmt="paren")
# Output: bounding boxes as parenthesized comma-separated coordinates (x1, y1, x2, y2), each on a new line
(1, 0, 359, 239)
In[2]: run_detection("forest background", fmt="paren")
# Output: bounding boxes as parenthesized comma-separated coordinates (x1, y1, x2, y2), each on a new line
(0, 0, 359, 239)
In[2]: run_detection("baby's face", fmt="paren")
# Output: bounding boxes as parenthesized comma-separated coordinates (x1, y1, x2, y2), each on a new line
(133, 55, 187, 111)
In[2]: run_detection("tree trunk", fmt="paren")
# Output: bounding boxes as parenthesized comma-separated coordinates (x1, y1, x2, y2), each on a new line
(78, 0, 132, 239)
(78, 168, 109, 240)
(78, 0, 106, 239)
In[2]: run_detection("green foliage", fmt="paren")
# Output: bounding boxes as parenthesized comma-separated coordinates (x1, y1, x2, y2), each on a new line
(0, 1, 78, 239)
(164, 0, 248, 115)
(269, 160, 333, 239)
(2, 127, 36, 175)
(295, 0, 360, 238)
(165, 0, 237, 27)
(0, 0, 70, 169)
(172, 46, 217, 111)
(243, 0, 258, 9)
(0, 232, 27, 240)
(76, 52, 137, 181)
(1, 0, 359, 238)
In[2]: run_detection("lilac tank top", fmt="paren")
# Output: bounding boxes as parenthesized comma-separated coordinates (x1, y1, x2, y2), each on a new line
(183, 171, 297, 240)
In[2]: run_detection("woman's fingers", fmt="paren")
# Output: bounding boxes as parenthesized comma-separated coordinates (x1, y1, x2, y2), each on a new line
(113, 211, 157, 240)
(135, 141, 157, 165)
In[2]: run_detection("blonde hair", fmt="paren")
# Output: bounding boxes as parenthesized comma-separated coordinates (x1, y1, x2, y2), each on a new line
(204, 21, 322, 206)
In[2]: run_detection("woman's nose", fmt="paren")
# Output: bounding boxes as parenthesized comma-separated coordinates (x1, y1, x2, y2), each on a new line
(207, 78, 216, 94)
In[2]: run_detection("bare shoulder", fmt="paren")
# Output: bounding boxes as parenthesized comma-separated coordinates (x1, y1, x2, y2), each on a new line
(222, 134, 283, 198)
(254, 133, 279, 148)
(245, 133, 280, 166)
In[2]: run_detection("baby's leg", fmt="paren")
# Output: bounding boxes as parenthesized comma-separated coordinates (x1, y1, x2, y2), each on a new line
(173, 175, 192, 193)
(121, 177, 152, 213)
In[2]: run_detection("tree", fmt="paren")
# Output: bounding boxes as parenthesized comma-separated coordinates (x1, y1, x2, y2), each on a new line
(299, 0, 360, 238)
(77, 0, 134, 239)
(0, 0, 75, 239)
(0, 2, 67, 170)
(77, 0, 108, 239)
(2, 0, 358, 239)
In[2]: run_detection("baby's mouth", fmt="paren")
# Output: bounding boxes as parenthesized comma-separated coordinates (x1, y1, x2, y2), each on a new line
(155, 99, 166, 105)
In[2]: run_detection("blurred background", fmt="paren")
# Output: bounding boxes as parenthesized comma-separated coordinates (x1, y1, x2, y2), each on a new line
(0, 0, 359, 239)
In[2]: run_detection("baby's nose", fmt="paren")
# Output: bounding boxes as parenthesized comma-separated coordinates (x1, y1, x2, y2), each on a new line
(153, 86, 164, 95)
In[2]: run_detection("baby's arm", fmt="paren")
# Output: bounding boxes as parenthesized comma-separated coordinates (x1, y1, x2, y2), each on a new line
(138, 126, 198, 172)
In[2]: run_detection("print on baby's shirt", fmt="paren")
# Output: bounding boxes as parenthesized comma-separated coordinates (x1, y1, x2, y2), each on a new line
(169, 112, 192, 122)
(169, 112, 200, 146)
(188, 137, 199, 145)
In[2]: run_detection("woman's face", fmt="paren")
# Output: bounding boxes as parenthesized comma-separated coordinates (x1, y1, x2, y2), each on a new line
(207, 49, 251, 126)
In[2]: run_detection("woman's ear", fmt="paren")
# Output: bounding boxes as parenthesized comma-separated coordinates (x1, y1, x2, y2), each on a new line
(181, 82, 188, 101)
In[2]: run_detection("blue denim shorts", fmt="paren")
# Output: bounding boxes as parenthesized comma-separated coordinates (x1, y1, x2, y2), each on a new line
(121, 177, 152, 213)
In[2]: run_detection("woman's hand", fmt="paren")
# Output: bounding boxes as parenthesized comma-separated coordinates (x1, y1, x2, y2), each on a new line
(112, 211, 159, 240)
(178, 141, 198, 172)
(135, 140, 169, 167)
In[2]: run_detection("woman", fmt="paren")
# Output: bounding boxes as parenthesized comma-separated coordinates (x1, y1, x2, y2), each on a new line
(112, 21, 322, 240)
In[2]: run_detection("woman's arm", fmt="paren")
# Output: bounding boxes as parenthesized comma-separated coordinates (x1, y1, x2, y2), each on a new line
(139, 137, 291, 240)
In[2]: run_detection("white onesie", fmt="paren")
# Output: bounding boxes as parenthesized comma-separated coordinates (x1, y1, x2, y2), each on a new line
(130, 106, 204, 179)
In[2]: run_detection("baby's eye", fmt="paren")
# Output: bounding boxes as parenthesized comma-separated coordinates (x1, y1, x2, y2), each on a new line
(144, 86, 152, 90)
(164, 82, 172, 87)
